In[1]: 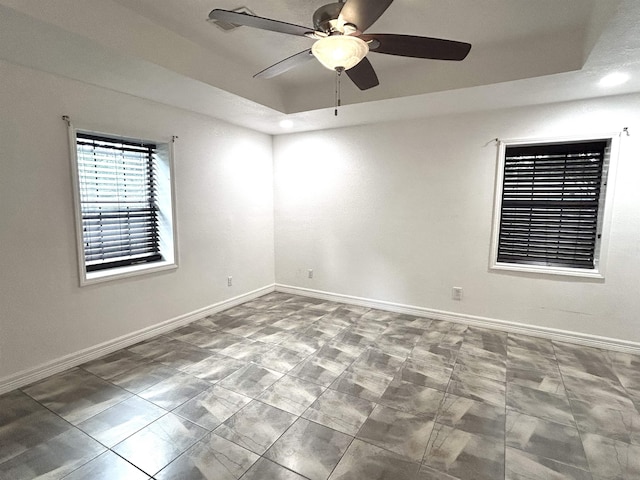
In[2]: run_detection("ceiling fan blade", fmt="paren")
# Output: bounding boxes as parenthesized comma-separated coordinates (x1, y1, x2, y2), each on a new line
(361, 34, 471, 60)
(346, 57, 379, 90)
(208, 9, 313, 37)
(254, 49, 314, 79)
(339, 0, 394, 33)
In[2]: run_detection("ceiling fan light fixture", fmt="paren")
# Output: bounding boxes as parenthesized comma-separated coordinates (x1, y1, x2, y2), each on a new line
(311, 35, 369, 71)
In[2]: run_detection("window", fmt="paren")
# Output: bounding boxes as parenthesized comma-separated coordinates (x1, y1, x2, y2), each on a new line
(69, 128, 177, 285)
(491, 135, 617, 277)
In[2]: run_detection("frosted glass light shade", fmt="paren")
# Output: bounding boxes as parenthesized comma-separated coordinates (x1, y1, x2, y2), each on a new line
(311, 35, 369, 71)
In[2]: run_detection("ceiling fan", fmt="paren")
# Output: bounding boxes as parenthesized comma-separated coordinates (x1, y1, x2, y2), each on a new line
(208, 0, 472, 91)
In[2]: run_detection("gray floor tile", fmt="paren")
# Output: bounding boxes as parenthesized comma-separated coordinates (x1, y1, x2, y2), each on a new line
(315, 342, 365, 367)
(357, 404, 434, 461)
(506, 366, 567, 395)
(609, 351, 640, 391)
(248, 326, 291, 344)
(571, 398, 640, 445)
(155, 433, 258, 480)
(282, 333, 327, 355)
(447, 370, 506, 408)
(265, 418, 352, 480)
(508, 334, 556, 357)
(252, 346, 308, 373)
(507, 383, 575, 426)
(0, 390, 46, 424)
(423, 423, 505, 480)
(138, 371, 211, 410)
(582, 433, 640, 479)
(436, 392, 505, 440)
(127, 337, 179, 358)
(410, 344, 459, 368)
(506, 411, 588, 471)
(464, 327, 508, 348)
(213, 400, 296, 455)
(561, 374, 637, 413)
(379, 379, 444, 417)
(507, 346, 561, 373)
(453, 354, 506, 383)
(64, 450, 150, 480)
(505, 447, 593, 480)
(112, 413, 207, 476)
(0, 427, 105, 480)
(374, 336, 415, 358)
(353, 349, 404, 377)
(257, 374, 325, 415)
(302, 388, 374, 436)
(109, 361, 180, 394)
(192, 332, 245, 351)
(217, 338, 273, 362)
(328, 439, 420, 480)
(0, 395, 72, 464)
(80, 350, 147, 380)
(22, 368, 132, 424)
(395, 359, 452, 391)
(416, 465, 462, 479)
(554, 343, 620, 384)
(241, 457, 309, 480)
(289, 355, 347, 387)
(2, 295, 635, 480)
(458, 342, 506, 363)
(334, 330, 376, 349)
(166, 323, 217, 344)
(172, 385, 252, 430)
(439, 333, 464, 350)
(154, 341, 215, 369)
(330, 364, 394, 402)
(223, 322, 266, 338)
(216, 363, 283, 397)
(180, 354, 245, 382)
(304, 322, 346, 341)
(77, 395, 166, 447)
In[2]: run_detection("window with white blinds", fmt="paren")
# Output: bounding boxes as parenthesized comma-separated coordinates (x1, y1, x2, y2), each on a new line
(493, 138, 611, 273)
(70, 128, 177, 284)
(76, 133, 162, 271)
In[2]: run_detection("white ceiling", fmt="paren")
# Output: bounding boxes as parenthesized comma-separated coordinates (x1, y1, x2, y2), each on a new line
(1, 0, 639, 134)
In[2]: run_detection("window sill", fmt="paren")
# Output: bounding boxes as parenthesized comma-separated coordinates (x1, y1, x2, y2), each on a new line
(81, 260, 177, 286)
(490, 262, 604, 279)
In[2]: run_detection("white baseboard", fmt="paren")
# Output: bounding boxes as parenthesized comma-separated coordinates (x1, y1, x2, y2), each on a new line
(275, 284, 640, 355)
(0, 284, 275, 395)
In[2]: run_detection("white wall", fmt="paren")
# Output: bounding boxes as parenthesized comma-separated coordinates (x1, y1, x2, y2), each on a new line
(0, 60, 275, 381)
(273, 94, 640, 343)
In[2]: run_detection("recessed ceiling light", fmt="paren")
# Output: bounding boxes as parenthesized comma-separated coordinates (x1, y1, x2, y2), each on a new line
(279, 119, 294, 129)
(599, 72, 629, 87)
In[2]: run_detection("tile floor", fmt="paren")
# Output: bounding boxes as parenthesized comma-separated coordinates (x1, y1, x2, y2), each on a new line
(1, 292, 640, 479)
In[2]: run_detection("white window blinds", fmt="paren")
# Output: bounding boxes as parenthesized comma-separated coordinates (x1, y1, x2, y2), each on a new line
(76, 133, 162, 272)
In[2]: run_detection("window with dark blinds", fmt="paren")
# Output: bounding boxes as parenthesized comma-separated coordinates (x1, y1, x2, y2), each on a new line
(76, 133, 162, 272)
(496, 140, 608, 269)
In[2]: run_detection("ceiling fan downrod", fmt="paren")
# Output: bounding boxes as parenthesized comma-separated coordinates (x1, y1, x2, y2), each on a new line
(335, 67, 344, 116)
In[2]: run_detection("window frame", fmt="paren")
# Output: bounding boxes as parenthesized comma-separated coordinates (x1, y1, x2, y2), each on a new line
(489, 133, 620, 279)
(68, 124, 178, 286)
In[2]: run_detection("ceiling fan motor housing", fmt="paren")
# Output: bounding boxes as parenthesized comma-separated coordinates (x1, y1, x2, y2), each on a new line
(313, 2, 347, 33)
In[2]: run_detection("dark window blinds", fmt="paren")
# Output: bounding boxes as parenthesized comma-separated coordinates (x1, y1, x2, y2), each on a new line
(76, 133, 162, 272)
(497, 140, 607, 269)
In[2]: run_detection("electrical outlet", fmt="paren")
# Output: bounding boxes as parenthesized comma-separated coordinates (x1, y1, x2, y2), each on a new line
(227, 276, 232, 287)
(308, 269, 313, 279)
(452, 287, 463, 301)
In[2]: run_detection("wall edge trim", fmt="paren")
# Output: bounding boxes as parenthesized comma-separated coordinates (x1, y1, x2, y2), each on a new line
(275, 283, 640, 354)
(0, 284, 275, 395)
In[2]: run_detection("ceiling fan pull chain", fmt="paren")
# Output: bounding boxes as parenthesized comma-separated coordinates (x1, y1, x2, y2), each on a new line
(335, 67, 344, 116)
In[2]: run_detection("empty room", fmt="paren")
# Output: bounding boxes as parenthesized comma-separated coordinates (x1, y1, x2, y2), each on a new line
(1, 0, 639, 479)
